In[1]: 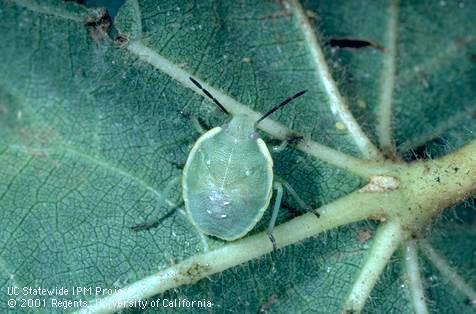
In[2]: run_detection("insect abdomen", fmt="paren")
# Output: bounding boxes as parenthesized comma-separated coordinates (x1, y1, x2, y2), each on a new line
(183, 128, 273, 240)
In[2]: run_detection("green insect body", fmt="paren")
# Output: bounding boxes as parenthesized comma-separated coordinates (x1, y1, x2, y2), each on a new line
(182, 77, 308, 242)
(183, 115, 273, 241)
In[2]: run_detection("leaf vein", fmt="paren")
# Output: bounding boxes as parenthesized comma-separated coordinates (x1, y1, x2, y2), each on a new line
(126, 41, 391, 178)
(10, 0, 88, 22)
(287, 0, 382, 160)
(377, 0, 400, 155)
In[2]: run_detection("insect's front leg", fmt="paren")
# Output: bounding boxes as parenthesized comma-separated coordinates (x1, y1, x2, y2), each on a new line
(191, 116, 208, 135)
(267, 181, 284, 250)
(177, 108, 210, 135)
(130, 176, 183, 231)
(271, 141, 288, 153)
(269, 134, 305, 153)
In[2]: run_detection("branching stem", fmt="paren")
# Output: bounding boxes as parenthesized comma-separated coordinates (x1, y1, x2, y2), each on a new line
(77, 192, 390, 314)
(77, 140, 475, 314)
(127, 41, 391, 178)
(6, 1, 476, 313)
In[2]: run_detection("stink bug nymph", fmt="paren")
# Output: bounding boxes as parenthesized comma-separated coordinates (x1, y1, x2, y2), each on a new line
(183, 77, 310, 241)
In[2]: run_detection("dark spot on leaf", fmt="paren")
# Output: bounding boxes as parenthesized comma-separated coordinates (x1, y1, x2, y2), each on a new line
(326, 38, 384, 51)
(115, 34, 129, 47)
(435, 177, 440, 183)
(454, 167, 459, 173)
(84, 8, 112, 41)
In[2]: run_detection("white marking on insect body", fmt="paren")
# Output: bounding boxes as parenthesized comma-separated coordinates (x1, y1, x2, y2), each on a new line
(182, 119, 273, 240)
(183, 77, 309, 241)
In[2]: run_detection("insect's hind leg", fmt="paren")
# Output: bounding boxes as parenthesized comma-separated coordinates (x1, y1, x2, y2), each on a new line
(267, 181, 284, 250)
(130, 177, 183, 231)
(267, 177, 319, 250)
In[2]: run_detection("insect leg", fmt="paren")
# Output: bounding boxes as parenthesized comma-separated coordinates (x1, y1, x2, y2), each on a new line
(269, 134, 304, 153)
(267, 181, 284, 250)
(272, 141, 288, 153)
(130, 177, 183, 231)
(178, 110, 209, 135)
(129, 205, 181, 231)
(191, 116, 207, 134)
(274, 175, 319, 217)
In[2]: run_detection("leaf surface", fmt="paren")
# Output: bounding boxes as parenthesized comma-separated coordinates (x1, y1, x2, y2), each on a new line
(0, 0, 474, 313)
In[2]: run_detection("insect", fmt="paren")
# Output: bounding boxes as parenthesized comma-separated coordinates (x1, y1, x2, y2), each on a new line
(183, 77, 311, 242)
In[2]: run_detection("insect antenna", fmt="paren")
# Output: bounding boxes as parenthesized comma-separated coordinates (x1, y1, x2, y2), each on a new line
(189, 77, 229, 114)
(255, 90, 307, 126)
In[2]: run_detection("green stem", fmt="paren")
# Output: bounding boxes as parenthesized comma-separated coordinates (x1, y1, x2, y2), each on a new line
(288, 0, 382, 160)
(377, 0, 399, 155)
(342, 221, 405, 313)
(403, 241, 429, 314)
(76, 192, 389, 314)
(11, 0, 90, 22)
(126, 41, 390, 179)
(76, 140, 476, 314)
(393, 140, 476, 233)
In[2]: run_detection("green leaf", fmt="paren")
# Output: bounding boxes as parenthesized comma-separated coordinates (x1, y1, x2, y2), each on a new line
(0, 0, 474, 313)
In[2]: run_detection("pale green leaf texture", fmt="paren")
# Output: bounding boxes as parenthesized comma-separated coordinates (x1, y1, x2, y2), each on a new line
(0, 0, 474, 313)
